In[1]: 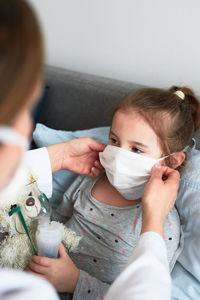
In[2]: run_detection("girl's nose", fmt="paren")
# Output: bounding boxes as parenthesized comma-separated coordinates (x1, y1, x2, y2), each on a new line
(119, 144, 130, 151)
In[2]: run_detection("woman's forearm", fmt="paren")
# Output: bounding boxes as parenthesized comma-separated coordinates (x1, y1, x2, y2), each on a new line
(141, 215, 164, 238)
(141, 165, 180, 238)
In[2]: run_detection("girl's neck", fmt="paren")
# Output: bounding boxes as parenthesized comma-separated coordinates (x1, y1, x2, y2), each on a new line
(91, 173, 141, 207)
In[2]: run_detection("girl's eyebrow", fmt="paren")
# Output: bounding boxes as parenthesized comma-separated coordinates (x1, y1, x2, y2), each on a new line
(110, 130, 148, 149)
(110, 130, 117, 136)
(128, 140, 149, 149)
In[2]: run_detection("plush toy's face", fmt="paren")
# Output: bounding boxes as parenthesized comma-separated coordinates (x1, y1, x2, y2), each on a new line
(0, 180, 51, 235)
(14, 181, 43, 233)
(21, 186, 42, 219)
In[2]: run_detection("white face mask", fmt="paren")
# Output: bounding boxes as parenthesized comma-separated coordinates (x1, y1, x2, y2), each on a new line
(99, 145, 168, 200)
(0, 126, 29, 208)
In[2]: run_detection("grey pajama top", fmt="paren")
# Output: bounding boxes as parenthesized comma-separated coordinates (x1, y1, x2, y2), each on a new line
(56, 174, 183, 300)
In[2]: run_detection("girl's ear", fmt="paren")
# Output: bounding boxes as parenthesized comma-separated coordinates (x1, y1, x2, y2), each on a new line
(169, 152, 186, 169)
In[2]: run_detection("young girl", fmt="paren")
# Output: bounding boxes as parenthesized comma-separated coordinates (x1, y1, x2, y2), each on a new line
(28, 86, 200, 300)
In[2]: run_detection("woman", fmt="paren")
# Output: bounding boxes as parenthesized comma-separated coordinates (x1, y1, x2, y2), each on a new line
(0, 0, 179, 299)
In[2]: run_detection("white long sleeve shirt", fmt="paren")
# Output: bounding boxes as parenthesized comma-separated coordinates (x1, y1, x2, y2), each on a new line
(0, 269, 58, 300)
(0, 147, 171, 300)
(25, 147, 53, 198)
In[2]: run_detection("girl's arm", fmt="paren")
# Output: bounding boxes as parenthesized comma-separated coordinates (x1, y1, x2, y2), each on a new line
(27, 234, 169, 300)
(27, 234, 170, 300)
(27, 243, 111, 299)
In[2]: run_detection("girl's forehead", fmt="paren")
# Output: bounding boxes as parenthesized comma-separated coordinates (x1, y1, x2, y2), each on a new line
(112, 110, 151, 129)
(111, 110, 163, 155)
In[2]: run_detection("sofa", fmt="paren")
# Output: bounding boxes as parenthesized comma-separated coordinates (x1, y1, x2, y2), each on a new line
(34, 65, 200, 300)
(35, 65, 200, 147)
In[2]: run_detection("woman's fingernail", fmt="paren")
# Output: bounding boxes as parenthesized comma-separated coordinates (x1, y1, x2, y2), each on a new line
(155, 163, 161, 168)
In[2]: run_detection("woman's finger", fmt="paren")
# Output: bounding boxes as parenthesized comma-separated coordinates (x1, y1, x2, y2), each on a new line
(94, 160, 104, 170)
(164, 168, 180, 186)
(90, 167, 101, 177)
(150, 165, 167, 180)
(88, 139, 106, 152)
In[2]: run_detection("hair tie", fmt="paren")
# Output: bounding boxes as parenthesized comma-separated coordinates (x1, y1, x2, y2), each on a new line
(174, 90, 185, 100)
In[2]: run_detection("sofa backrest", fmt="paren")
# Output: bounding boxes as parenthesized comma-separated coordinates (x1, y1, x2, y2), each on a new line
(37, 65, 200, 150)
(38, 65, 145, 130)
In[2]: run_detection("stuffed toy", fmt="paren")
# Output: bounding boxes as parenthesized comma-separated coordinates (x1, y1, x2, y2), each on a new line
(0, 171, 81, 270)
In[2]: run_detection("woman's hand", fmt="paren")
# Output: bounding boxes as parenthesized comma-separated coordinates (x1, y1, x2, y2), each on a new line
(141, 165, 180, 237)
(26, 243, 80, 293)
(47, 137, 106, 175)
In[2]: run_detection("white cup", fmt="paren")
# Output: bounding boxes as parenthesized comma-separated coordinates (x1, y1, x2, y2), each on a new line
(36, 220, 64, 258)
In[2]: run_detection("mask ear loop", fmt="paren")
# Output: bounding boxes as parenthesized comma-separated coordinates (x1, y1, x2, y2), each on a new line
(157, 138, 196, 167)
(191, 138, 196, 149)
(0, 126, 29, 150)
(181, 138, 196, 152)
(157, 154, 170, 162)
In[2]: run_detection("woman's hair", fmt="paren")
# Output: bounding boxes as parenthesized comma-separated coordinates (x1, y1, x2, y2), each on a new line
(113, 86, 200, 160)
(0, 0, 43, 124)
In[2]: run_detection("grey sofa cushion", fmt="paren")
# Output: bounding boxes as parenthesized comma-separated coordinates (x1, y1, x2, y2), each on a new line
(36, 65, 200, 149)
(37, 65, 145, 130)
(194, 129, 200, 150)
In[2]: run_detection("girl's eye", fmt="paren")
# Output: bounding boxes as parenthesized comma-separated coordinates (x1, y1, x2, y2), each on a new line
(110, 137, 119, 145)
(132, 147, 143, 153)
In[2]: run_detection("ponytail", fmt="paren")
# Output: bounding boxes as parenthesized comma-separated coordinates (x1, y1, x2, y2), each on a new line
(169, 86, 200, 131)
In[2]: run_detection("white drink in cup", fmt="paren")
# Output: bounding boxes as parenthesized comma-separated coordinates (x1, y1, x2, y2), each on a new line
(36, 217, 64, 258)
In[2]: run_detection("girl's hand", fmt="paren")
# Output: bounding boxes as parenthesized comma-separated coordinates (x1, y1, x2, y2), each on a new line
(141, 165, 180, 237)
(26, 243, 80, 293)
(47, 138, 106, 175)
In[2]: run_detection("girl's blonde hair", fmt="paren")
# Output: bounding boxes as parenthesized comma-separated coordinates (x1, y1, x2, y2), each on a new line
(0, 0, 43, 124)
(113, 86, 200, 164)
